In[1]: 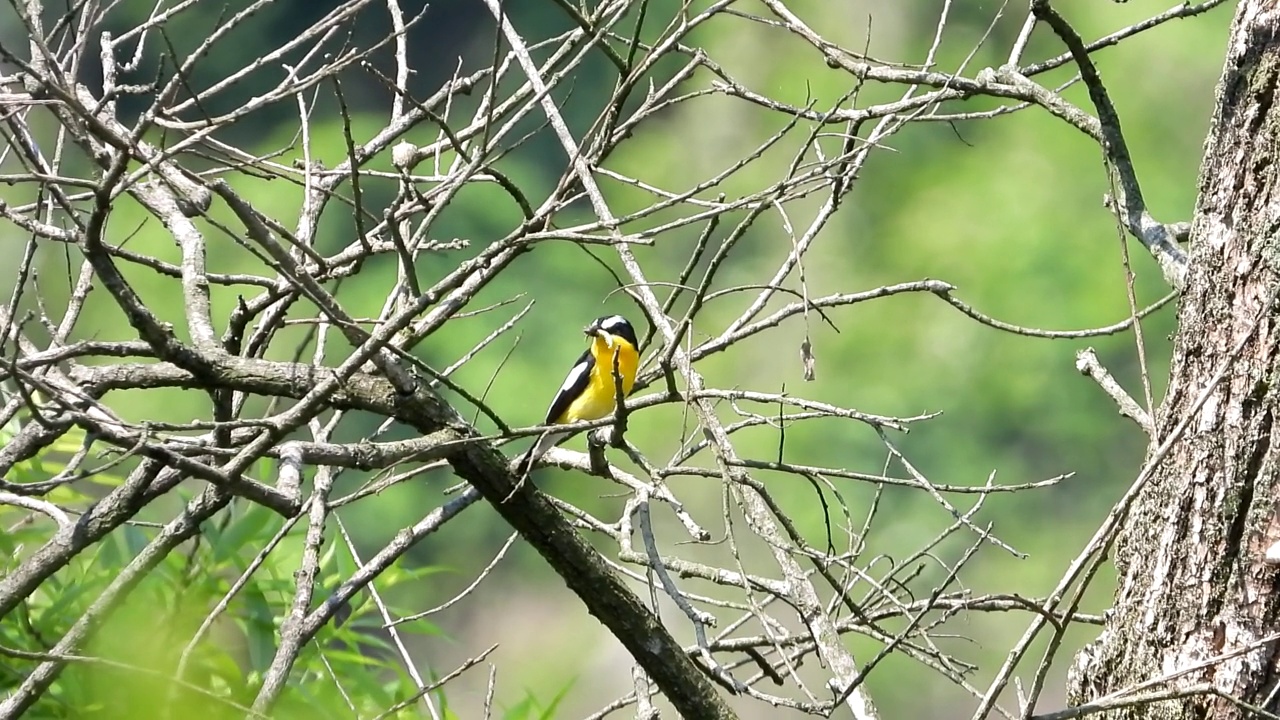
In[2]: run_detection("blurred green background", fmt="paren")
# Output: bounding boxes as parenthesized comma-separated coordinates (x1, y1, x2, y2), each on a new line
(0, 0, 1234, 718)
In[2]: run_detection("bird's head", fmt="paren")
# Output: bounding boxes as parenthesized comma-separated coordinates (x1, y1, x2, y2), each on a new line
(584, 315, 638, 349)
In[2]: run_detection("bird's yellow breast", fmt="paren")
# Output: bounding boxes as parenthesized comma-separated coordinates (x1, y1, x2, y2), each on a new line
(557, 336, 638, 423)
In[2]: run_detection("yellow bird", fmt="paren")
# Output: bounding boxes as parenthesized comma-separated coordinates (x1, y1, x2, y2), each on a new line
(517, 315, 639, 474)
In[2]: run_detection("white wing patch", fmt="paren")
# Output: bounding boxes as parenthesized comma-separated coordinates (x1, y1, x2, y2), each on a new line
(544, 358, 591, 423)
(557, 359, 590, 396)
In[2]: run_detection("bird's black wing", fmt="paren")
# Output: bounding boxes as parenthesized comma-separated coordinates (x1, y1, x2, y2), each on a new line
(543, 347, 594, 425)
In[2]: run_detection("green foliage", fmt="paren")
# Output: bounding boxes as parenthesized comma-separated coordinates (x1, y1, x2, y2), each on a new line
(501, 680, 574, 720)
(0, 427, 456, 718)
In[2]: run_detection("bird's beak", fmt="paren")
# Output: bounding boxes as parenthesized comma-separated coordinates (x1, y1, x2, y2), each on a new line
(583, 322, 613, 347)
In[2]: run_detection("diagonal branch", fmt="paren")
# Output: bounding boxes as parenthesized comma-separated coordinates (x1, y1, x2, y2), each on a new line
(1031, 0, 1188, 289)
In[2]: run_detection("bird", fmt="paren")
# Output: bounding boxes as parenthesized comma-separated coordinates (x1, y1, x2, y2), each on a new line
(515, 314, 639, 477)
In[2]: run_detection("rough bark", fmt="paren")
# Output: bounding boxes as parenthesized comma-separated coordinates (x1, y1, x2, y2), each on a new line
(1067, 2, 1280, 718)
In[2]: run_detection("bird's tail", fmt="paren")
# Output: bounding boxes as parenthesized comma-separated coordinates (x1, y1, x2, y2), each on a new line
(514, 430, 567, 478)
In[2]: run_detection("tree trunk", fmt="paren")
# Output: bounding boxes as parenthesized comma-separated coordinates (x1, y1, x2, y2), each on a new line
(1067, 2, 1280, 718)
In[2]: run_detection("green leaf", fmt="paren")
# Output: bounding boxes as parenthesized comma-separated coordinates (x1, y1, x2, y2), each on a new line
(242, 583, 280, 676)
(214, 503, 279, 563)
